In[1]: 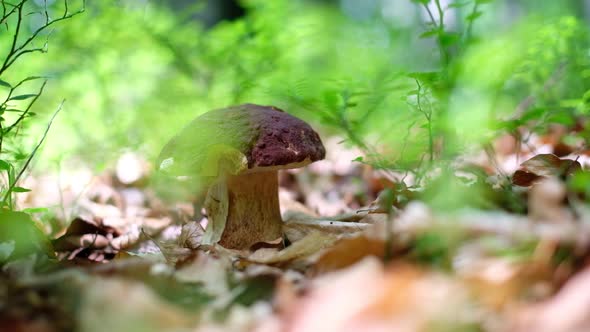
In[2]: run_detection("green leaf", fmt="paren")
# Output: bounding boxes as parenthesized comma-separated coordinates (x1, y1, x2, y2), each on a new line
(408, 72, 440, 85)
(560, 99, 581, 108)
(0, 160, 11, 171)
(420, 29, 440, 39)
(466, 11, 483, 22)
(546, 112, 575, 126)
(0, 211, 52, 261)
(440, 32, 461, 47)
(8, 94, 37, 101)
(22, 207, 48, 213)
(322, 90, 341, 110)
(569, 171, 590, 190)
(476, 0, 496, 4)
(19, 76, 43, 84)
(14, 151, 28, 161)
(352, 156, 364, 162)
(0, 79, 11, 89)
(411, 0, 431, 4)
(12, 187, 31, 193)
(448, 1, 470, 8)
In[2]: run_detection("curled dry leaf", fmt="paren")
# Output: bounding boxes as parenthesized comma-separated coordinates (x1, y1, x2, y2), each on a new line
(53, 217, 121, 262)
(246, 231, 339, 268)
(512, 170, 544, 187)
(512, 154, 581, 187)
(312, 235, 386, 275)
(178, 221, 205, 249)
(282, 218, 370, 243)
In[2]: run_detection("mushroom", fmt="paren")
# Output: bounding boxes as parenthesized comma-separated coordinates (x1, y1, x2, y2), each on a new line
(157, 104, 325, 249)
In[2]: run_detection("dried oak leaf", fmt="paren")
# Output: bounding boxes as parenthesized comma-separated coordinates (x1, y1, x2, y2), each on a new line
(53, 217, 121, 263)
(258, 258, 475, 332)
(510, 265, 590, 332)
(312, 235, 386, 275)
(512, 154, 581, 187)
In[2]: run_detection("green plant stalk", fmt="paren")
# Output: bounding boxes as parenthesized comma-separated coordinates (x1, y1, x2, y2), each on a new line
(422, 0, 449, 67)
(464, 2, 479, 43)
(415, 79, 434, 163)
(2, 101, 64, 207)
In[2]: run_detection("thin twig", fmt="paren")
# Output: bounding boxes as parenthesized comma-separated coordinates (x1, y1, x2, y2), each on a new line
(4, 80, 47, 135)
(2, 100, 64, 204)
(0, 0, 25, 26)
(0, 1, 24, 75)
(464, 2, 479, 42)
(0, 0, 86, 77)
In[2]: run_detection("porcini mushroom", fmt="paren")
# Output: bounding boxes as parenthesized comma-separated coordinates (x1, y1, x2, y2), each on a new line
(157, 104, 325, 249)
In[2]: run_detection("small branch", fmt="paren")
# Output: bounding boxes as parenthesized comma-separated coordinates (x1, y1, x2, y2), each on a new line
(4, 80, 47, 135)
(0, 0, 25, 26)
(434, 0, 445, 26)
(412, 79, 434, 163)
(464, 2, 479, 42)
(422, 3, 437, 26)
(0, 1, 24, 76)
(0, 0, 86, 77)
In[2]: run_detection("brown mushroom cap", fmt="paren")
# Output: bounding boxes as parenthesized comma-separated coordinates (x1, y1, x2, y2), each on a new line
(157, 104, 325, 177)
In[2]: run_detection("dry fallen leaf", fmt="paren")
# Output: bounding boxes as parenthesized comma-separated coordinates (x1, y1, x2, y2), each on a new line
(282, 218, 370, 243)
(512, 154, 581, 187)
(312, 235, 386, 275)
(247, 231, 338, 267)
(257, 257, 478, 332)
(510, 265, 590, 332)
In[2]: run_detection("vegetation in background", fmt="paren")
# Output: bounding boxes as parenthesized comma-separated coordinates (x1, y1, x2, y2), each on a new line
(0, 1, 589, 331)
(0, 0, 84, 210)
(0, 0, 586, 232)
(18, 1, 588, 203)
(0, 1, 84, 264)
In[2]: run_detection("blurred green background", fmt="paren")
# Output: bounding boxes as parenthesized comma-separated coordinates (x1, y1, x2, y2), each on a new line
(2, 0, 590, 178)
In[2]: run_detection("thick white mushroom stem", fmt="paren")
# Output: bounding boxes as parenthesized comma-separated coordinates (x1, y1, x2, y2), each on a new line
(209, 170, 283, 249)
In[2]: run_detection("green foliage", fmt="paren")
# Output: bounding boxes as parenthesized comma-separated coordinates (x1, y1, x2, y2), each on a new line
(13, 0, 590, 210)
(410, 229, 464, 270)
(569, 170, 590, 199)
(147, 278, 212, 310)
(420, 170, 498, 211)
(0, 210, 53, 262)
(0, 0, 84, 210)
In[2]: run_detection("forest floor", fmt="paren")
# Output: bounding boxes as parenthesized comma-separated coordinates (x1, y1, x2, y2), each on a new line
(2, 128, 590, 332)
